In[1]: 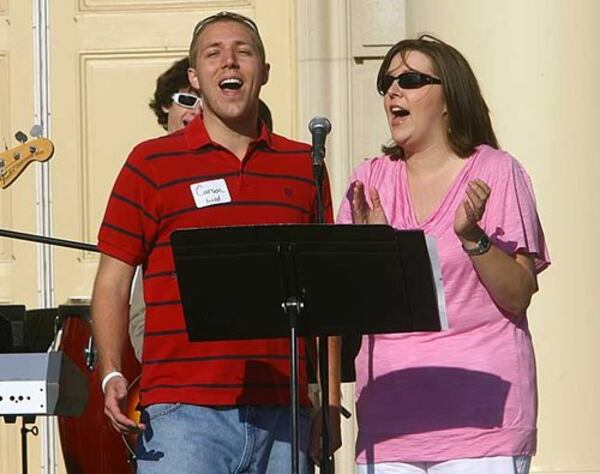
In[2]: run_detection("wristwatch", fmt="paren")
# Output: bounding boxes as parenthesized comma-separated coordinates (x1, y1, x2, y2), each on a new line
(462, 233, 491, 256)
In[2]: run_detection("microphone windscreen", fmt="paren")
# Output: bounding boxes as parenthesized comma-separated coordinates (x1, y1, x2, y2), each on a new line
(308, 116, 332, 135)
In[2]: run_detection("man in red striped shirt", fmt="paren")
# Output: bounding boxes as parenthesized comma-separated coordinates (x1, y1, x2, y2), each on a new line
(92, 11, 340, 473)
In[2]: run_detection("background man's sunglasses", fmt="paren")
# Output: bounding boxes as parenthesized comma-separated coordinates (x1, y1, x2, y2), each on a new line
(378, 71, 442, 95)
(172, 93, 201, 109)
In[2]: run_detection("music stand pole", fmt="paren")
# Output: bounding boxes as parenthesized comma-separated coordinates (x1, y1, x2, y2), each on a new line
(282, 297, 303, 474)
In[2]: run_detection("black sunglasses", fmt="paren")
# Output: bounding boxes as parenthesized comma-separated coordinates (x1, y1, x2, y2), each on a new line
(172, 93, 201, 109)
(378, 71, 442, 95)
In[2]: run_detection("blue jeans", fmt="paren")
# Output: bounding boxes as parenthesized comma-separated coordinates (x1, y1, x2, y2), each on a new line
(135, 404, 310, 473)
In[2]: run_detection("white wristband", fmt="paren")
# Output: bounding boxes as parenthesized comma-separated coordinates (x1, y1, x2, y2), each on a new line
(101, 371, 126, 394)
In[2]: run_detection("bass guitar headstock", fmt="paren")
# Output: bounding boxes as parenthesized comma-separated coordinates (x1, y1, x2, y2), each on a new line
(0, 136, 55, 189)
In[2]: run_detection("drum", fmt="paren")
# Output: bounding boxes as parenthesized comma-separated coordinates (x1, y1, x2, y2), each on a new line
(56, 304, 140, 474)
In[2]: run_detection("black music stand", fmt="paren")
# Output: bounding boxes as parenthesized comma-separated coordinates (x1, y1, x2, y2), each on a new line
(170, 224, 445, 474)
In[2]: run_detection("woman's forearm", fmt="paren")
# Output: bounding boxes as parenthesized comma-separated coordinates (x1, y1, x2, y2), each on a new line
(464, 242, 538, 318)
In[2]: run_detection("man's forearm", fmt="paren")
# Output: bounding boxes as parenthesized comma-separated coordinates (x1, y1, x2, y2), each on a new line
(91, 254, 135, 377)
(93, 290, 129, 376)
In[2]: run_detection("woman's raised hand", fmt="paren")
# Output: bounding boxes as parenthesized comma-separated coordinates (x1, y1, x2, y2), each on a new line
(352, 180, 388, 225)
(454, 179, 491, 239)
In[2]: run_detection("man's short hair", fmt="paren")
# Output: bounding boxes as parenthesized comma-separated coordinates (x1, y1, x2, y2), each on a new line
(149, 57, 193, 130)
(188, 11, 266, 68)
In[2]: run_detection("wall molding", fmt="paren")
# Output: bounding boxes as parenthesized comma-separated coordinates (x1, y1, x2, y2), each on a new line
(77, 0, 251, 14)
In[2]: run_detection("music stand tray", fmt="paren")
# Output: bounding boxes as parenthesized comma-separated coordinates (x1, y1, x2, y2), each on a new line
(171, 223, 446, 473)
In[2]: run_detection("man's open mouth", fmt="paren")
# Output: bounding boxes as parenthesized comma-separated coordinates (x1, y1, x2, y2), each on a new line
(219, 78, 243, 90)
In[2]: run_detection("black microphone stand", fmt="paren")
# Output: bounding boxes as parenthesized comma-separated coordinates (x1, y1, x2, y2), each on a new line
(312, 155, 335, 474)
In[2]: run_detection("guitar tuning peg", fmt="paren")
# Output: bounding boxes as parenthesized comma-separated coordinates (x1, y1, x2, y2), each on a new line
(30, 125, 43, 138)
(15, 131, 28, 144)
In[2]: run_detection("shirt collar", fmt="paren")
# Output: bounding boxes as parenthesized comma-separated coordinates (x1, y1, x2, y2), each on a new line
(184, 114, 274, 151)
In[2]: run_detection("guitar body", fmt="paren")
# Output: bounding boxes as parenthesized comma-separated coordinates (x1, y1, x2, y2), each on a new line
(56, 306, 140, 474)
(123, 377, 142, 462)
(0, 138, 54, 189)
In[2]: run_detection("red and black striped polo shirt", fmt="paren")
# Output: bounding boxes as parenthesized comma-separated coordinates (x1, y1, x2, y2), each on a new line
(98, 116, 332, 407)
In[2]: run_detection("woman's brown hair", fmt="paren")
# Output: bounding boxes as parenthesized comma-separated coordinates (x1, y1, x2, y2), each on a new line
(378, 35, 498, 159)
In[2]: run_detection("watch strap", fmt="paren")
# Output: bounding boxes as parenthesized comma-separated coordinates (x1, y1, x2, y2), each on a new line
(462, 233, 491, 256)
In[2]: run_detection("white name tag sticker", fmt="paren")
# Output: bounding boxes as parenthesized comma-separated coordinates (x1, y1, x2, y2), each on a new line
(190, 178, 232, 208)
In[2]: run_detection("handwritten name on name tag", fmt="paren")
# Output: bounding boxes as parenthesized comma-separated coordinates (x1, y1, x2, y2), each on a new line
(190, 178, 232, 208)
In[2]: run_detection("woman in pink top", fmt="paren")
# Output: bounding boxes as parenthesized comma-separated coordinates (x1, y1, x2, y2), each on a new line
(337, 36, 549, 474)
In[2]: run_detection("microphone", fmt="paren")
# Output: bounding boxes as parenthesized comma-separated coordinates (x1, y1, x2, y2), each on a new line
(308, 116, 331, 167)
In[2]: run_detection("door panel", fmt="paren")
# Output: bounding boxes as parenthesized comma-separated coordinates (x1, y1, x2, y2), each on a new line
(1, 1, 297, 473)
(0, 2, 38, 308)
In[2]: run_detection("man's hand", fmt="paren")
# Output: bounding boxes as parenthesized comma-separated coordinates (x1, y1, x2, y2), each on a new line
(103, 374, 145, 433)
(309, 405, 342, 465)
